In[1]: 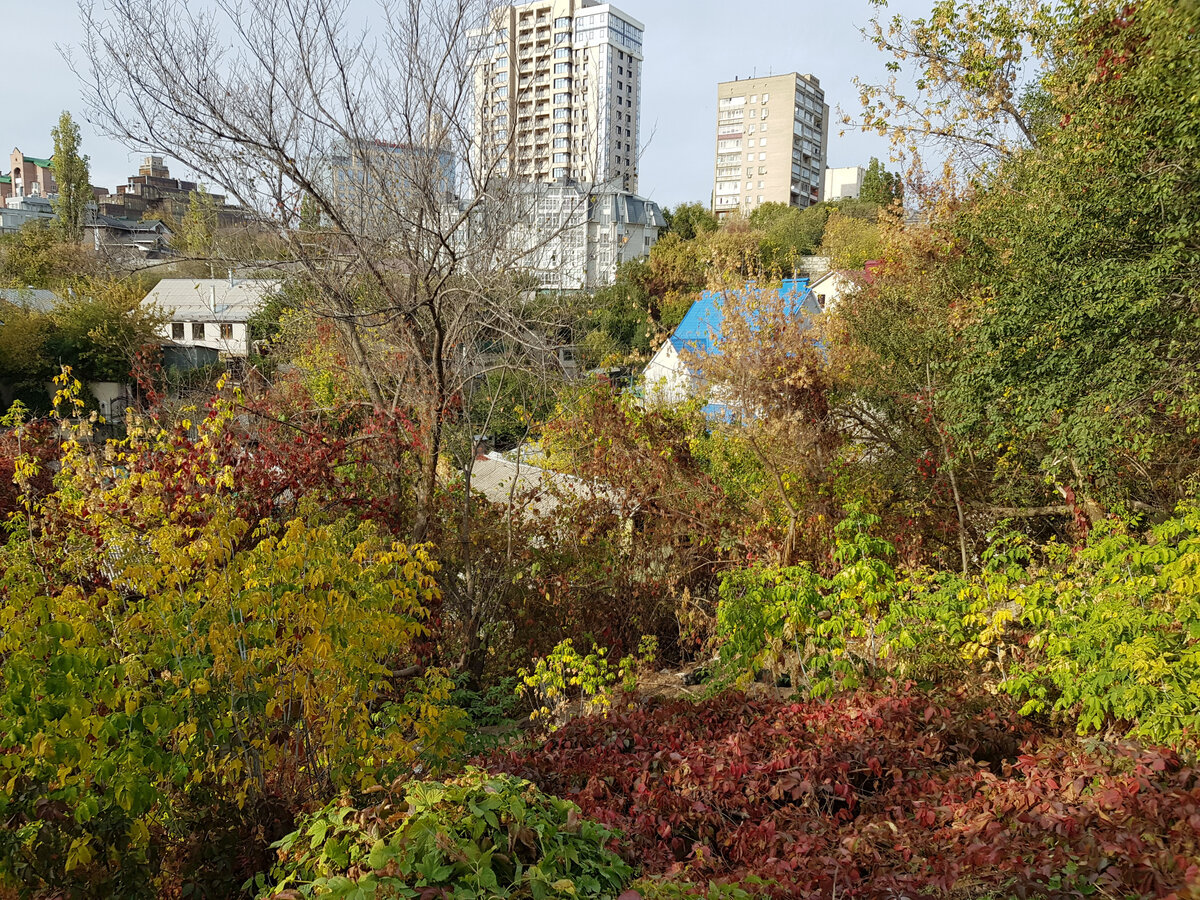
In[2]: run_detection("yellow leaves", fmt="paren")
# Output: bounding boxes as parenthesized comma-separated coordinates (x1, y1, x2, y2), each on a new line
(64, 836, 93, 873)
(129, 819, 150, 849)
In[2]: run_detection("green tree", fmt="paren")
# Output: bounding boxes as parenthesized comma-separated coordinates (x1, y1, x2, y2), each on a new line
(663, 202, 718, 241)
(819, 210, 883, 270)
(749, 203, 830, 273)
(175, 185, 219, 262)
(860, 157, 903, 206)
(44, 278, 164, 382)
(0, 220, 94, 287)
(945, 0, 1200, 516)
(0, 301, 50, 384)
(50, 111, 91, 243)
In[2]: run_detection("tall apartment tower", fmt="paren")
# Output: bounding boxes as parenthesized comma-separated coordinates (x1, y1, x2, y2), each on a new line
(711, 73, 829, 219)
(475, 0, 644, 192)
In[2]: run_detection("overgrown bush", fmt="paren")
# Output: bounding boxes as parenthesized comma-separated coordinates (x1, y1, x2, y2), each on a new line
(252, 769, 633, 899)
(713, 508, 899, 696)
(981, 506, 1200, 744)
(490, 688, 1200, 898)
(0, 377, 460, 897)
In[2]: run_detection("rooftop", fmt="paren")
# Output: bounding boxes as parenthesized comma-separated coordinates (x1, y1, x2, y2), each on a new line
(467, 451, 623, 516)
(667, 278, 819, 355)
(0, 287, 64, 313)
(143, 278, 281, 322)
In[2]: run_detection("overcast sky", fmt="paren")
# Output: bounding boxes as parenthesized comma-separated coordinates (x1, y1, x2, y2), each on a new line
(7, 0, 931, 209)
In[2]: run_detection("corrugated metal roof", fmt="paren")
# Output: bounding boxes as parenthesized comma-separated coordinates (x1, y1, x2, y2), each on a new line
(0, 287, 64, 313)
(144, 278, 281, 322)
(23, 156, 53, 168)
(667, 278, 818, 354)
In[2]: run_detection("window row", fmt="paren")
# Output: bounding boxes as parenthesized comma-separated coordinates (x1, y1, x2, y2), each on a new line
(171, 322, 234, 340)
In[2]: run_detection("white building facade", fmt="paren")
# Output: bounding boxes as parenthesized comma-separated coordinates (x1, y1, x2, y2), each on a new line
(475, 0, 644, 193)
(511, 179, 665, 290)
(143, 278, 281, 358)
(823, 165, 865, 202)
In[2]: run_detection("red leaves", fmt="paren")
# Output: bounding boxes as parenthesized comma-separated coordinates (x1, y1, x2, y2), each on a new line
(487, 689, 1200, 898)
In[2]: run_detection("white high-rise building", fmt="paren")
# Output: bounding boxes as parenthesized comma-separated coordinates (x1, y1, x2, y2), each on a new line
(474, 0, 644, 193)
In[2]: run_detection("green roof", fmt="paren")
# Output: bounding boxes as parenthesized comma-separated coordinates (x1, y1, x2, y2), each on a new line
(0, 175, 10, 184)
(23, 156, 52, 168)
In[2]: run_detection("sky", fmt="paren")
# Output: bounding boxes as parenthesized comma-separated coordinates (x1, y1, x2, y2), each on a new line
(6, 0, 932, 210)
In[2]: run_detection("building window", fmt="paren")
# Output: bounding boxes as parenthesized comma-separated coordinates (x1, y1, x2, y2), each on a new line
(762, 92, 769, 102)
(220, 323, 234, 340)
(171, 322, 184, 340)
(192, 323, 205, 340)
(555, 47, 570, 58)
(760, 138, 768, 146)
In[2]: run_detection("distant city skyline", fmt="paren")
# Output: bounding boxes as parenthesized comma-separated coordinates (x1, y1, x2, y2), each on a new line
(10, 0, 930, 210)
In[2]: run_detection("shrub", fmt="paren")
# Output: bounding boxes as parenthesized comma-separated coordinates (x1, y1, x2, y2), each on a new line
(0, 376, 458, 897)
(713, 508, 899, 696)
(489, 688, 1200, 898)
(252, 769, 633, 899)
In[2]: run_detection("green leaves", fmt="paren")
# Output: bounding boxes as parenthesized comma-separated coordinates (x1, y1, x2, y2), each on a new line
(715, 506, 900, 695)
(0, 384, 455, 894)
(257, 770, 633, 899)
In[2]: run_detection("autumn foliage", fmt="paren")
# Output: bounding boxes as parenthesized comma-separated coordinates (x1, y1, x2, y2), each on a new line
(492, 688, 1200, 898)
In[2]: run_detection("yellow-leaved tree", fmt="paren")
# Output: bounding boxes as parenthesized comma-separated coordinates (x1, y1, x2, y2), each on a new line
(0, 372, 464, 897)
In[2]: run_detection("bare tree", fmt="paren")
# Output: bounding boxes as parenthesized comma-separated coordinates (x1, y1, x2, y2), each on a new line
(75, 0, 591, 540)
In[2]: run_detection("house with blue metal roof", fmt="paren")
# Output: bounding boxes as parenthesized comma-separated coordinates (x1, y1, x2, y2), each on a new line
(641, 278, 822, 414)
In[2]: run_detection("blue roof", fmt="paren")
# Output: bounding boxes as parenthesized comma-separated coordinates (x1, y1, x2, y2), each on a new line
(667, 277, 818, 354)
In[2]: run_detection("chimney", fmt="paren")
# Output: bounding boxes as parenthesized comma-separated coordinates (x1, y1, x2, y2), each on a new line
(210, 284, 217, 313)
(228, 268, 234, 287)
